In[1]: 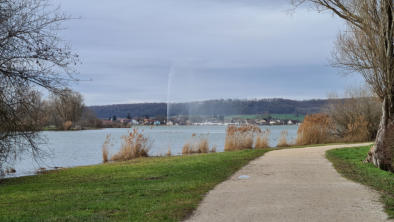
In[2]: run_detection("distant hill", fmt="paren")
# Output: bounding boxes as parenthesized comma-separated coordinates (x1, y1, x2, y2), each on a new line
(89, 98, 331, 119)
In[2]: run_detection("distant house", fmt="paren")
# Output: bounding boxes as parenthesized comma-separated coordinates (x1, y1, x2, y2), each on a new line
(118, 118, 131, 124)
(256, 119, 267, 125)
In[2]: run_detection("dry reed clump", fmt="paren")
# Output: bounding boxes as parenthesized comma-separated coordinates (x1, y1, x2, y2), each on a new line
(182, 134, 212, 155)
(102, 134, 111, 163)
(110, 129, 151, 162)
(255, 129, 271, 149)
(296, 114, 334, 146)
(166, 147, 172, 157)
(210, 145, 217, 153)
(224, 125, 261, 151)
(277, 130, 291, 147)
(63, 121, 73, 130)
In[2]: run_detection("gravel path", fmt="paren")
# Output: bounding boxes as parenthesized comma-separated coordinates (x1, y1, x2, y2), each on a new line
(186, 143, 391, 222)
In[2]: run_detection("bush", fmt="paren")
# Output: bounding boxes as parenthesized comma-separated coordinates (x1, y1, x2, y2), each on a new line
(325, 87, 381, 141)
(343, 115, 369, 142)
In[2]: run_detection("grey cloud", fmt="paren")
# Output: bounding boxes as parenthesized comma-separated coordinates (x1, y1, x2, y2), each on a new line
(49, 0, 359, 105)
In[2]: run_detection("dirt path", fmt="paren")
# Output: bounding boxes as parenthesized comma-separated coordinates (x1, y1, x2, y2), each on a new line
(186, 143, 390, 222)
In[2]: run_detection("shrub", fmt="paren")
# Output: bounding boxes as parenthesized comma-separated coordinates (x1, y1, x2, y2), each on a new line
(224, 125, 261, 151)
(296, 114, 334, 145)
(110, 129, 151, 162)
(325, 87, 381, 141)
(343, 115, 369, 142)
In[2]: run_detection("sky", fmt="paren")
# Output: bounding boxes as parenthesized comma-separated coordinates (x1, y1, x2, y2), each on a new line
(53, 0, 365, 106)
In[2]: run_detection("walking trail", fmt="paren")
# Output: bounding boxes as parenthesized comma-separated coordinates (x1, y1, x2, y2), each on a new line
(186, 143, 391, 222)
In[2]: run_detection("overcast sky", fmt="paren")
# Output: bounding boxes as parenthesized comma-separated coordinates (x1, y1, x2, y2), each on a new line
(54, 0, 364, 105)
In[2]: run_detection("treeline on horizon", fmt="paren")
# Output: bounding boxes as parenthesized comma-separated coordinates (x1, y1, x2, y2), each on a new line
(89, 98, 336, 119)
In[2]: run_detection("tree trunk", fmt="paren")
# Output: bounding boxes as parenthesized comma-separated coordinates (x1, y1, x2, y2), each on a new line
(366, 98, 394, 172)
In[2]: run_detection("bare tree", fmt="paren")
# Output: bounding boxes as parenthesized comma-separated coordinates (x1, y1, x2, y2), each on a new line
(49, 88, 84, 130)
(0, 0, 77, 170)
(293, 0, 393, 171)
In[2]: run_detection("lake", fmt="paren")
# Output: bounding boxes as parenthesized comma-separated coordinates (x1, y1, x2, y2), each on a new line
(7, 125, 298, 178)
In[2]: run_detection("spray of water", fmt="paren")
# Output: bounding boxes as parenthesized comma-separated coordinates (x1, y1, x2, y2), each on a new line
(167, 65, 175, 124)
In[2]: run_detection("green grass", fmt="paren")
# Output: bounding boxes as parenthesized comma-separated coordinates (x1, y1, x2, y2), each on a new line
(0, 149, 270, 222)
(326, 146, 394, 218)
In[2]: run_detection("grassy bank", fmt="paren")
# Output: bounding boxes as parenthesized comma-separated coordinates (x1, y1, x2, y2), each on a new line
(0, 149, 270, 222)
(326, 146, 394, 218)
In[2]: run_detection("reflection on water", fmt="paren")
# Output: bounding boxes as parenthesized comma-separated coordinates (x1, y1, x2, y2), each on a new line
(7, 125, 298, 178)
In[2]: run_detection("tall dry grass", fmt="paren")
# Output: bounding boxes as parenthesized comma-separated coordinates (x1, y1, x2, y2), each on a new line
(63, 121, 73, 130)
(224, 125, 261, 151)
(102, 134, 111, 163)
(109, 129, 151, 162)
(296, 114, 334, 145)
(182, 134, 216, 155)
(277, 130, 290, 147)
(255, 129, 271, 149)
(210, 145, 217, 153)
(166, 147, 172, 157)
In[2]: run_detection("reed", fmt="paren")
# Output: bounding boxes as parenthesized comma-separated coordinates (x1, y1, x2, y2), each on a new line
(210, 145, 217, 153)
(63, 121, 73, 130)
(255, 129, 271, 149)
(296, 114, 333, 145)
(224, 125, 261, 151)
(182, 134, 211, 155)
(102, 134, 111, 163)
(110, 129, 151, 162)
(277, 130, 290, 147)
(166, 147, 172, 157)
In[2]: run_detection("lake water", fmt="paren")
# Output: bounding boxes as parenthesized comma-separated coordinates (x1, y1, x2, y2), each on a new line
(7, 125, 298, 178)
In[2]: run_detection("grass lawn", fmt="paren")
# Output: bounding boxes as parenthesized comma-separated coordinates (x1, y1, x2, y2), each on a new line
(326, 146, 394, 218)
(0, 149, 270, 222)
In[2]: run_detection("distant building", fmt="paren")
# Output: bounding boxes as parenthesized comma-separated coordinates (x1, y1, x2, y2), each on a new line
(256, 119, 267, 125)
(118, 118, 131, 124)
